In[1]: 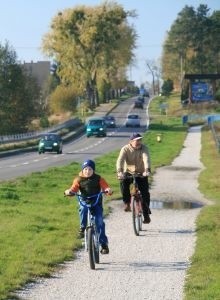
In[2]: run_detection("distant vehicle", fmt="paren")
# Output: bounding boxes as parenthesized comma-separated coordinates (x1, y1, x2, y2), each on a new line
(137, 96, 145, 103)
(38, 133, 63, 154)
(125, 114, 141, 127)
(133, 99, 144, 109)
(143, 90, 150, 97)
(86, 117, 107, 137)
(139, 88, 149, 98)
(104, 115, 116, 128)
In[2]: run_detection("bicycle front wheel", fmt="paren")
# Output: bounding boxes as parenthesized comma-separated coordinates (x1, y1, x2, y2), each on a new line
(94, 230, 100, 264)
(132, 196, 140, 236)
(138, 212, 143, 231)
(87, 227, 96, 270)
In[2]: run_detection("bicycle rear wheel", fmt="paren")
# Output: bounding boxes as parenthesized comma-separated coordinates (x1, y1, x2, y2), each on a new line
(132, 196, 140, 236)
(87, 227, 96, 269)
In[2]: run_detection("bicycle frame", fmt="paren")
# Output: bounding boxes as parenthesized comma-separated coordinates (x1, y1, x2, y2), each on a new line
(125, 173, 144, 236)
(74, 191, 106, 270)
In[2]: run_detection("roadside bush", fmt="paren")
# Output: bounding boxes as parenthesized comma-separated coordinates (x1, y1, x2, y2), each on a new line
(40, 116, 50, 128)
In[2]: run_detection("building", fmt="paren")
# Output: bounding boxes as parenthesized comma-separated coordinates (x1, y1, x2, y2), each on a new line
(21, 61, 51, 89)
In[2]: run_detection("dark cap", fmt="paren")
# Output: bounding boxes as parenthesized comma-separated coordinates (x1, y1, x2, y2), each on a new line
(130, 133, 142, 141)
(82, 159, 95, 171)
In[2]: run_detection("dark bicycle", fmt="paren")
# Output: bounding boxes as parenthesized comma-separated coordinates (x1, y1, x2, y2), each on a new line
(125, 173, 145, 236)
(66, 191, 106, 270)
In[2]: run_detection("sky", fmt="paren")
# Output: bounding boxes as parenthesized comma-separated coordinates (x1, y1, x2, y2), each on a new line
(0, 0, 219, 86)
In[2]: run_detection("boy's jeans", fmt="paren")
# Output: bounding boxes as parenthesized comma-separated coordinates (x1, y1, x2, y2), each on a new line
(79, 204, 108, 246)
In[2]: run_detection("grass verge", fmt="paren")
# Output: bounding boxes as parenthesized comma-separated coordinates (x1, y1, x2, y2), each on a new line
(184, 128, 220, 300)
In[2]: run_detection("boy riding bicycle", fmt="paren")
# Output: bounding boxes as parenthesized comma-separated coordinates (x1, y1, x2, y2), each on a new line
(64, 159, 112, 254)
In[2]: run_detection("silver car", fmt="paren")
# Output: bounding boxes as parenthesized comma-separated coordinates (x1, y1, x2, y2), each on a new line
(125, 114, 141, 127)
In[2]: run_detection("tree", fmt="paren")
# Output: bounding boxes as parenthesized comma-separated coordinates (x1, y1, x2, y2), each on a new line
(49, 84, 81, 113)
(0, 42, 40, 134)
(42, 1, 137, 108)
(146, 59, 162, 95)
(162, 5, 220, 90)
(161, 79, 174, 96)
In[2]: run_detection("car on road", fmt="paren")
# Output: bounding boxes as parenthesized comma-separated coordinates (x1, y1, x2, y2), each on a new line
(125, 114, 141, 127)
(38, 133, 63, 154)
(133, 99, 144, 109)
(86, 117, 107, 137)
(104, 115, 116, 128)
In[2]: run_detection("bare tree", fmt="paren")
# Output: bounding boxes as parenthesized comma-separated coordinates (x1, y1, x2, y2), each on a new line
(146, 59, 161, 95)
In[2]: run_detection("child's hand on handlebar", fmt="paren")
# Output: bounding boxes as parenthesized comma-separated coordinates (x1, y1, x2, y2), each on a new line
(64, 189, 75, 196)
(104, 188, 113, 195)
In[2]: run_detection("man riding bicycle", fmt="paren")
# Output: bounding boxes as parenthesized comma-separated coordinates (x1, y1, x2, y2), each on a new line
(116, 133, 151, 223)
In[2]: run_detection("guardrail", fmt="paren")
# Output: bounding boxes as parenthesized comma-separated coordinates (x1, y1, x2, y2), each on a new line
(210, 122, 220, 153)
(0, 118, 82, 144)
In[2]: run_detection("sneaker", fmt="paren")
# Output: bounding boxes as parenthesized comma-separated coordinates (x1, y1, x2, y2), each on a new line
(78, 227, 85, 238)
(124, 203, 131, 212)
(143, 214, 151, 224)
(100, 244, 109, 254)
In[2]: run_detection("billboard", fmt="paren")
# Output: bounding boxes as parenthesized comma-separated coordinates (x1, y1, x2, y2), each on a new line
(191, 82, 213, 102)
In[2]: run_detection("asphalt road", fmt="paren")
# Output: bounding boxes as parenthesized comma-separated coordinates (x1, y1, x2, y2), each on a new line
(0, 97, 150, 182)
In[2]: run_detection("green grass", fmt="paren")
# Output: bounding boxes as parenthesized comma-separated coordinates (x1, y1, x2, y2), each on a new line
(184, 128, 220, 300)
(0, 94, 219, 299)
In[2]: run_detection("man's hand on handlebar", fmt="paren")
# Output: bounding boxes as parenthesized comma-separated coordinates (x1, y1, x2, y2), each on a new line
(143, 168, 151, 177)
(117, 172, 124, 180)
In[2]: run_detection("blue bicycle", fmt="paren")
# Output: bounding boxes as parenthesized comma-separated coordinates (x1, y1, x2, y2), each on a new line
(67, 191, 106, 270)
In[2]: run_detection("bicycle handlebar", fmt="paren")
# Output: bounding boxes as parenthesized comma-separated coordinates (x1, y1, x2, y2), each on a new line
(65, 191, 107, 208)
(124, 173, 145, 178)
(118, 172, 149, 180)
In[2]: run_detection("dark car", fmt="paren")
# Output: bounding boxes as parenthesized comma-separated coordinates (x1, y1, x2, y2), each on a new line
(143, 91, 150, 97)
(86, 117, 107, 137)
(133, 99, 144, 109)
(104, 115, 116, 128)
(38, 133, 63, 154)
(137, 96, 145, 103)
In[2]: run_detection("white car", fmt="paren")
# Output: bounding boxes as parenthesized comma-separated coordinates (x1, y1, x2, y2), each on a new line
(125, 114, 141, 127)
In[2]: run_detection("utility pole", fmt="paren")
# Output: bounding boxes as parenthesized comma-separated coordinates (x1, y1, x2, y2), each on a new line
(146, 63, 155, 95)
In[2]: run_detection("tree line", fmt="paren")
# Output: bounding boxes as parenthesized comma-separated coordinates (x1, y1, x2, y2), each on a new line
(1, 2, 220, 134)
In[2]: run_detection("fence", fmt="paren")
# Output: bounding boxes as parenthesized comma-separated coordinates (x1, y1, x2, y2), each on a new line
(210, 122, 220, 153)
(0, 118, 82, 144)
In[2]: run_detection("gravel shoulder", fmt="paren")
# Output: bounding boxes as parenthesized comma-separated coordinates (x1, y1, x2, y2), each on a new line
(17, 126, 210, 300)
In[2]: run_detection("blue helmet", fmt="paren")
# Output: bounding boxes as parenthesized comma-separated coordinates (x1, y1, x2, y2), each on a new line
(82, 159, 95, 171)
